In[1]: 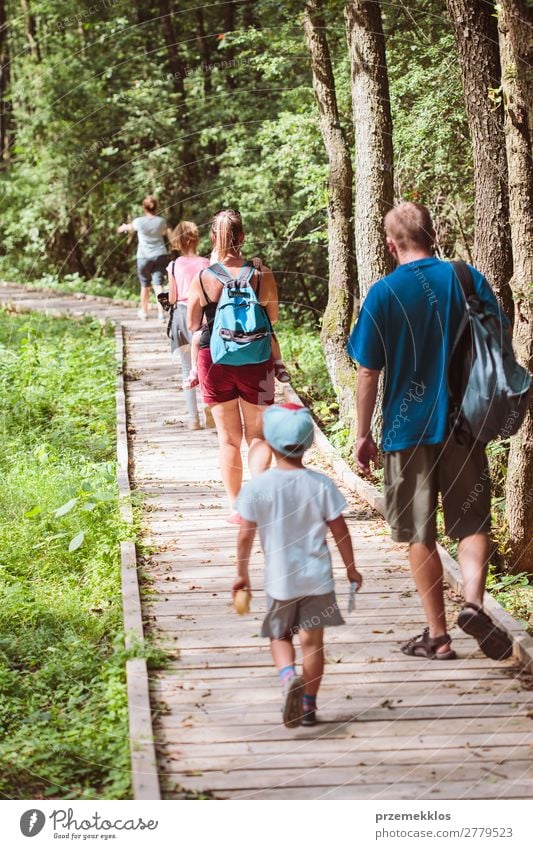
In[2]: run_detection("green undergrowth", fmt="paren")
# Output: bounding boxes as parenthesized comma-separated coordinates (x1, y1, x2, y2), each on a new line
(278, 316, 532, 631)
(0, 309, 139, 799)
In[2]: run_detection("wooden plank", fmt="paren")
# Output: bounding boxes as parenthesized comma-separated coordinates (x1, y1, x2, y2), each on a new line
(115, 324, 161, 801)
(161, 759, 533, 792)
(159, 745, 533, 773)
(154, 715, 533, 741)
(163, 780, 532, 800)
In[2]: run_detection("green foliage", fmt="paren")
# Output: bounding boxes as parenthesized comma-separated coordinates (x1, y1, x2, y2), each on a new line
(0, 310, 132, 799)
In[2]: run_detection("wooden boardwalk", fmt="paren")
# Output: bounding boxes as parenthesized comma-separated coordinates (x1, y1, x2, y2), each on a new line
(2, 283, 533, 800)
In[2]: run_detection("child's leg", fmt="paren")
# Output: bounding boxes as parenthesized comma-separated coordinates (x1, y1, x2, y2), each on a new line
(300, 628, 324, 710)
(271, 334, 282, 362)
(182, 330, 201, 389)
(270, 636, 305, 729)
(270, 636, 296, 676)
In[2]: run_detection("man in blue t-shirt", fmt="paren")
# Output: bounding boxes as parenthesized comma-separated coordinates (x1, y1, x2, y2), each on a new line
(347, 202, 513, 662)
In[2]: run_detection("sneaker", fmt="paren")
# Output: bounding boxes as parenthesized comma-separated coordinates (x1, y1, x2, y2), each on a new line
(282, 674, 304, 728)
(301, 709, 317, 727)
(137, 309, 148, 321)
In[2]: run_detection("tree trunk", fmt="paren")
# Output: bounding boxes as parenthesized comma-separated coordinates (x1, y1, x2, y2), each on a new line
(445, 0, 514, 321)
(303, 0, 357, 425)
(498, 0, 533, 573)
(158, 0, 198, 196)
(0, 0, 12, 163)
(344, 0, 394, 299)
(19, 0, 40, 62)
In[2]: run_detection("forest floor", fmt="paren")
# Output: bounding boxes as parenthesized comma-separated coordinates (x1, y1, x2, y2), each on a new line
(1, 282, 532, 800)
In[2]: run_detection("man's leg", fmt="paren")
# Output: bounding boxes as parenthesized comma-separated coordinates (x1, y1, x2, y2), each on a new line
(408, 543, 451, 654)
(458, 533, 491, 607)
(385, 446, 452, 655)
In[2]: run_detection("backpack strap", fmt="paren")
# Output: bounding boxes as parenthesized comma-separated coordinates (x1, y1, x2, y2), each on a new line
(451, 260, 475, 300)
(198, 269, 212, 304)
(209, 261, 257, 291)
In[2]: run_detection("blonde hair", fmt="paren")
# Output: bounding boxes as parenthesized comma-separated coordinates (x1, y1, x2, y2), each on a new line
(211, 208, 244, 258)
(143, 195, 158, 213)
(171, 220, 199, 252)
(384, 202, 435, 252)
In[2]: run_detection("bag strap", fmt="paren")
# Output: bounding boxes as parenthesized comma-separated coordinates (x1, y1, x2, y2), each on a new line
(451, 260, 475, 300)
(198, 269, 212, 304)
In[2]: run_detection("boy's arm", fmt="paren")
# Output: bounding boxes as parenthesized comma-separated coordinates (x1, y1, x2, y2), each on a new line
(327, 514, 363, 586)
(233, 519, 257, 595)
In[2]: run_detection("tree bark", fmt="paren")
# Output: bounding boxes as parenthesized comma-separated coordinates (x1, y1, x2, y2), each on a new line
(0, 0, 12, 163)
(303, 0, 357, 424)
(445, 0, 514, 321)
(344, 0, 394, 299)
(498, 0, 533, 573)
(19, 0, 40, 62)
(158, 0, 198, 196)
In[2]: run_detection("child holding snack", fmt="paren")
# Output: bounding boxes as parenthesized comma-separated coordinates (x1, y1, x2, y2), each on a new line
(232, 404, 362, 728)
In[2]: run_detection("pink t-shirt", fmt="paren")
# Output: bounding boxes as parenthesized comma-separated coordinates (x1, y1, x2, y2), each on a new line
(167, 255, 209, 302)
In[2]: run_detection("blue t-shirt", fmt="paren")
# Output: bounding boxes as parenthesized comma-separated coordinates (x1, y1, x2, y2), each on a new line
(347, 258, 509, 452)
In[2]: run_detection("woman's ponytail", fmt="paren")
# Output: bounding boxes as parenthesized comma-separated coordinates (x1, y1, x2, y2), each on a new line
(211, 209, 244, 258)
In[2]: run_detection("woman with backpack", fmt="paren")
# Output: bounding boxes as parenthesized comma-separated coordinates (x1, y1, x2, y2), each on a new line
(187, 208, 279, 523)
(166, 220, 210, 430)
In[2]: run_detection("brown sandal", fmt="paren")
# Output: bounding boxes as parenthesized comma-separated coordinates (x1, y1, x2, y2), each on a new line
(401, 627, 457, 660)
(457, 603, 513, 660)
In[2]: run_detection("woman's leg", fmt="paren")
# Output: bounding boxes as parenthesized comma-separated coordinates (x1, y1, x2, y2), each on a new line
(177, 344, 199, 424)
(211, 399, 244, 506)
(140, 284, 150, 314)
(240, 399, 272, 477)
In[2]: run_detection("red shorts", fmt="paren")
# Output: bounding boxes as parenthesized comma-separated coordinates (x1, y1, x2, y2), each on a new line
(197, 347, 275, 406)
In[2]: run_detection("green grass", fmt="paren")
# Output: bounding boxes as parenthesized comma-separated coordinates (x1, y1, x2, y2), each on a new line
(0, 309, 133, 799)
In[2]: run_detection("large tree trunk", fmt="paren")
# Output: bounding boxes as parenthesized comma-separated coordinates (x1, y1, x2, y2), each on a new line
(344, 0, 394, 298)
(158, 0, 198, 198)
(0, 0, 12, 163)
(19, 0, 40, 62)
(303, 0, 357, 425)
(498, 0, 533, 573)
(445, 0, 514, 321)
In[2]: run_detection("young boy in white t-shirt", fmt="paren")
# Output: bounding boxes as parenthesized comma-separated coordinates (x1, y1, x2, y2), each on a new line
(233, 404, 363, 728)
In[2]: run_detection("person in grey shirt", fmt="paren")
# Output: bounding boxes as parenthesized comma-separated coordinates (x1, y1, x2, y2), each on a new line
(118, 195, 169, 321)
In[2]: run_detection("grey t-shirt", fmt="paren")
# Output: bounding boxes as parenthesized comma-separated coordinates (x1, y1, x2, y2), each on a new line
(236, 468, 347, 601)
(132, 215, 167, 259)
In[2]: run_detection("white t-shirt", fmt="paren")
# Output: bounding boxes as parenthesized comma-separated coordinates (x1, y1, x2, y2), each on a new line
(132, 215, 167, 259)
(236, 468, 347, 601)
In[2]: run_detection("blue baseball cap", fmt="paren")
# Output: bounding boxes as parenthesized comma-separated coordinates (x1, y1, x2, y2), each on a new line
(262, 404, 315, 457)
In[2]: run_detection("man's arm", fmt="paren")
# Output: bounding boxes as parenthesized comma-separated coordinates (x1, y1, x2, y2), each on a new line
(356, 367, 380, 475)
(233, 519, 256, 595)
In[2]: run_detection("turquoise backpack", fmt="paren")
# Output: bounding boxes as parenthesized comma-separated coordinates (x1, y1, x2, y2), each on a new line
(209, 262, 272, 366)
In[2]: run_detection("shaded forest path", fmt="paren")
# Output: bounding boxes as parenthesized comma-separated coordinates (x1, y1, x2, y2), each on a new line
(2, 283, 532, 800)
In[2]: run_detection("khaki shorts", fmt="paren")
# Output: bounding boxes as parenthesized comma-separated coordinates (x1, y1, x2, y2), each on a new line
(384, 435, 491, 544)
(261, 591, 345, 640)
